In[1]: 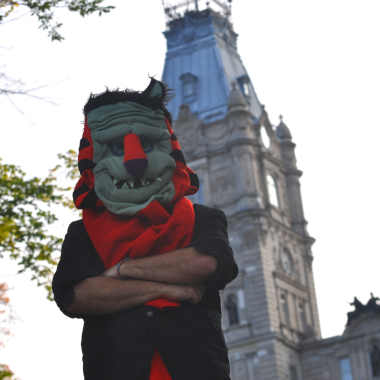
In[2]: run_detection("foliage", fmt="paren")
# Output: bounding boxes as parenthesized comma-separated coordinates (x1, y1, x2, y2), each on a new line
(0, 154, 78, 300)
(0, 283, 12, 349)
(58, 149, 79, 182)
(0, 0, 115, 41)
(0, 284, 18, 380)
(0, 363, 16, 380)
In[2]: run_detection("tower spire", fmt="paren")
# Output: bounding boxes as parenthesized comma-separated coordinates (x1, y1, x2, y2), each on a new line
(162, 2, 261, 123)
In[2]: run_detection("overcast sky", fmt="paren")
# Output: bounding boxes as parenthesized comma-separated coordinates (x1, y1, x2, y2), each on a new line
(1, 1, 379, 379)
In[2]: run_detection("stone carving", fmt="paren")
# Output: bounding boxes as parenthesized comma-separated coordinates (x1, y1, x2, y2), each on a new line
(174, 104, 205, 154)
(347, 293, 380, 325)
(211, 166, 235, 205)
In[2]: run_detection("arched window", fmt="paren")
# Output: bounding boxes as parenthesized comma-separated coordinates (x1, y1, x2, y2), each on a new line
(267, 175, 279, 208)
(371, 345, 380, 377)
(260, 126, 271, 149)
(180, 72, 197, 104)
(225, 295, 239, 326)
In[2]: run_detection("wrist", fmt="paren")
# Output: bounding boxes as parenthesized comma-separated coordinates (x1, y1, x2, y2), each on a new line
(155, 282, 170, 299)
(118, 258, 132, 278)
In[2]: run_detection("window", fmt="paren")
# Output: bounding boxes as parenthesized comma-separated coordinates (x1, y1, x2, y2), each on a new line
(371, 345, 380, 377)
(267, 175, 279, 208)
(339, 357, 353, 380)
(237, 74, 251, 103)
(290, 366, 298, 380)
(225, 295, 239, 326)
(299, 302, 307, 332)
(280, 293, 290, 325)
(183, 82, 192, 96)
(180, 73, 197, 104)
(260, 126, 271, 149)
(243, 82, 250, 96)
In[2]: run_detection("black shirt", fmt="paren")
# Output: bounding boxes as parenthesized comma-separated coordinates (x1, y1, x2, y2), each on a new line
(53, 204, 238, 380)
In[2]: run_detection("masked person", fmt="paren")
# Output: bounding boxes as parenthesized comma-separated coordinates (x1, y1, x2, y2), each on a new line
(53, 78, 238, 380)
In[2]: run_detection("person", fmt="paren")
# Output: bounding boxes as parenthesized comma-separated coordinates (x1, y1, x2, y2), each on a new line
(53, 78, 238, 380)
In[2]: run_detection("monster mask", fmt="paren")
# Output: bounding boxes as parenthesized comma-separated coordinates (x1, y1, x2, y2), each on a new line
(73, 78, 199, 215)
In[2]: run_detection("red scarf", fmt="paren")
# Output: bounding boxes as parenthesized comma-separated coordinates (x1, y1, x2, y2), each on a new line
(83, 197, 194, 309)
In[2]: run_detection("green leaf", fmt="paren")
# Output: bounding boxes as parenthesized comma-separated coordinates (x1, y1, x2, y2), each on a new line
(0, 151, 79, 299)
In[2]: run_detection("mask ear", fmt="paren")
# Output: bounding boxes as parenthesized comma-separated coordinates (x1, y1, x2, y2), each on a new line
(142, 78, 164, 98)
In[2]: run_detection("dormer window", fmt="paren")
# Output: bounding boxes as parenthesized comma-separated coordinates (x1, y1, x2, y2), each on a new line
(184, 82, 192, 96)
(237, 74, 251, 104)
(180, 73, 197, 104)
(243, 82, 249, 96)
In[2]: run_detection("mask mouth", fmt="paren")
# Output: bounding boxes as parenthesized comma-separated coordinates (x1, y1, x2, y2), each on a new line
(112, 176, 162, 190)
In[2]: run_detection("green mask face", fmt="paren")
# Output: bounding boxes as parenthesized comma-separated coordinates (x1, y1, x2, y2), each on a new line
(87, 101, 176, 215)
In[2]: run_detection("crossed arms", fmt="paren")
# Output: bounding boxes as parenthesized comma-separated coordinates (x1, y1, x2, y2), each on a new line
(66, 248, 217, 315)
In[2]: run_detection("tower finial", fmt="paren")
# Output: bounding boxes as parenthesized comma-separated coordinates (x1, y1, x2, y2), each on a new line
(279, 114, 283, 122)
(162, 0, 232, 29)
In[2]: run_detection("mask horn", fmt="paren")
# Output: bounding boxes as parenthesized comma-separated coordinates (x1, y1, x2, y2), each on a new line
(142, 78, 163, 98)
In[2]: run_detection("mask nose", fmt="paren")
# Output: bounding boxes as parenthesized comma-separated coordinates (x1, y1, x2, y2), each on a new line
(123, 134, 148, 178)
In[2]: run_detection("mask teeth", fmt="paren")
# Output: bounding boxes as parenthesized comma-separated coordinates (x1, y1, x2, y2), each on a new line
(126, 178, 135, 188)
(153, 176, 161, 182)
(141, 177, 150, 186)
(113, 177, 120, 185)
(121, 182, 129, 190)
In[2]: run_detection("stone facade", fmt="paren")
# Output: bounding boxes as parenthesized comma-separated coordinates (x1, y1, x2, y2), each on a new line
(301, 298, 380, 380)
(178, 87, 323, 380)
(161, 3, 380, 379)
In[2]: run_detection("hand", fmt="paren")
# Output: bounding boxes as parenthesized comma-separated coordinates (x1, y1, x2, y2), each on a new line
(101, 263, 120, 279)
(163, 283, 206, 304)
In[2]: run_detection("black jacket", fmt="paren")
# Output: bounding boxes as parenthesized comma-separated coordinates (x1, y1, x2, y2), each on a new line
(53, 204, 238, 380)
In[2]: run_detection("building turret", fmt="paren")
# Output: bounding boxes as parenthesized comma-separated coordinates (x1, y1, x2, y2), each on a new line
(277, 117, 309, 236)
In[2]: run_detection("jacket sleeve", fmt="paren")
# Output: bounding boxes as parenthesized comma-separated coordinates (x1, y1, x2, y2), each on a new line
(190, 204, 238, 290)
(52, 220, 105, 318)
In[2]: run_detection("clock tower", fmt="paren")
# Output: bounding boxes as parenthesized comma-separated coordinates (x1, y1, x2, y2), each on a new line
(161, 1, 321, 379)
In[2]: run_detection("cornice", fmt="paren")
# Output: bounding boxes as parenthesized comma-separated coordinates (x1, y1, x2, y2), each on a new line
(273, 271, 309, 293)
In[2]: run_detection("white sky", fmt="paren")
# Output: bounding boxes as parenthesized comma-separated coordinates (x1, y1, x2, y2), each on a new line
(1, 1, 379, 379)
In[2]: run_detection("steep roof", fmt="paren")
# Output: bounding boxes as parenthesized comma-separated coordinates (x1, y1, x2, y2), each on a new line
(162, 9, 262, 123)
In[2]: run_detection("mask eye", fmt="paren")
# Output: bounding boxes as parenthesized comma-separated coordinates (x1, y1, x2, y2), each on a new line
(110, 141, 124, 156)
(110, 138, 154, 156)
(140, 139, 154, 153)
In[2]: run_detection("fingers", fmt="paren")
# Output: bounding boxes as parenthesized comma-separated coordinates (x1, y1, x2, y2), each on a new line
(187, 283, 207, 304)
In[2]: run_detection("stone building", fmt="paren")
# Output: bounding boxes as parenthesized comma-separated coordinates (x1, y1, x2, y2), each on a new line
(161, 1, 380, 379)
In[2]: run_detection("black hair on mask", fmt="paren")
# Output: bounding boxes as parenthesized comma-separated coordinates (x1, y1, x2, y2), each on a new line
(83, 78, 174, 125)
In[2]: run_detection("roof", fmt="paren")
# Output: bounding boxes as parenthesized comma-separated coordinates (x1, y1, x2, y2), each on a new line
(162, 9, 262, 123)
